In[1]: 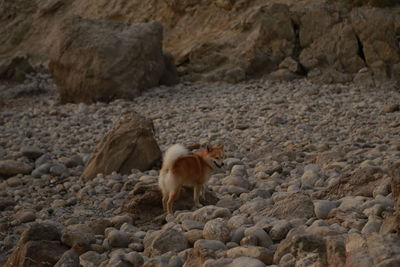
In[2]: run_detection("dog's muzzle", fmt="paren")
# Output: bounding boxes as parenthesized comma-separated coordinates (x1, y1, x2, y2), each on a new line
(213, 161, 224, 168)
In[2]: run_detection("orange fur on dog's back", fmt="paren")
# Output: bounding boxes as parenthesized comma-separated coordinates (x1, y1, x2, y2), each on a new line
(158, 144, 224, 214)
(172, 155, 211, 185)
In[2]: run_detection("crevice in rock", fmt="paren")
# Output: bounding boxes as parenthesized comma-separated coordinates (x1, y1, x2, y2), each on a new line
(356, 35, 366, 63)
(291, 21, 301, 60)
(291, 20, 307, 75)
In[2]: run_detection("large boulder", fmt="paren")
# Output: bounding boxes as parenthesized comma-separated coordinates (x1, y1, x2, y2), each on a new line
(5, 223, 68, 267)
(243, 4, 296, 75)
(81, 112, 161, 180)
(49, 16, 165, 103)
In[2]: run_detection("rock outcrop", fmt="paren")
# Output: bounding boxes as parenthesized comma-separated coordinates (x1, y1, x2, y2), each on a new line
(81, 112, 161, 180)
(1, 0, 399, 87)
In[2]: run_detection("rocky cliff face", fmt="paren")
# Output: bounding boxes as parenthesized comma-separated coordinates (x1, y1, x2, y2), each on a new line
(1, 0, 399, 86)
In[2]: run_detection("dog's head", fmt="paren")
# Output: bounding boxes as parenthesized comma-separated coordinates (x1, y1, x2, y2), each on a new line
(204, 144, 225, 168)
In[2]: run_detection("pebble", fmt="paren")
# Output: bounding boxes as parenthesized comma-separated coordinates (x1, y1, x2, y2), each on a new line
(79, 251, 107, 267)
(21, 146, 45, 160)
(244, 226, 273, 247)
(15, 210, 36, 223)
(107, 230, 130, 248)
(203, 218, 230, 243)
(194, 239, 228, 251)
(313, 200, 339, 219)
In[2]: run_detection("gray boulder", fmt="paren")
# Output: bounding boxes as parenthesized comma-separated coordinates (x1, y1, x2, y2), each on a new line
(49, 16, 165, 104)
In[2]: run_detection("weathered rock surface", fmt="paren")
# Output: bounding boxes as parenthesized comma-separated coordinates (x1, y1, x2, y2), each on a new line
(5, 223, 68, 267)
(0, 56, 34, 82)
(1, 0, 400, 85)
(54, 250, 80, 267)
(226, 246, 274, 265)
(264, 193, 315, 219)
(0, 160, 32, 177)
(81, 112, 161, 180)
(122, 181, 219, 225)
(49, 16, 165, 104)
(144, 228, 189, 257)
(389, 161, 400, 235)
(325, 167, 385, 199)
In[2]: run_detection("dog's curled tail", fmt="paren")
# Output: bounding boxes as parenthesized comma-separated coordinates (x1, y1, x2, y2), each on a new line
(162, 144, 189, 170)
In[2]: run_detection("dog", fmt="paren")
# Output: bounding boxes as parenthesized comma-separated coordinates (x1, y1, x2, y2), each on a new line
(158, 144, 224, 214)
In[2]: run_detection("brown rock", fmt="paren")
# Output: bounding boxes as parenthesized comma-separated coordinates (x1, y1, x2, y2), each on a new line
(160, 51, 179, 86)
(49, 16, 165, 103)
(122, 181, 219, 225)
(383, 103, 400, 113)
(279, 57, 301, 73)
(0, 198, 16, 211)
(275, 233, 347, 266)
(325, 209, 367, 232)
(299, 20, 365, 83)
(86, 218, 112, 235)
(274, 234, 327, 265)
(226, 246, 274, 265)
(351, 8, 400, 83)
(325, 167, 385, 199)
(243, 4, 296, 76)
(345, 233, 400, 267)
(0, 160, 32, 177)
(81, 112, 161, 180)
(0, 55, 34, 81)
(315, 149, 345, 165)
(5, 223, 67, 267)
(61, 224, 95, 251)
(389, 161, 400, 235)
(264, 193, 315, 219)
(184, 247, 217, 267)
(298, 5, 342, 48)
(184, 229, 204, 245)
(269, 68, 301, 81)
(143, 228, 189, 257)
(54, 250, 80, 267)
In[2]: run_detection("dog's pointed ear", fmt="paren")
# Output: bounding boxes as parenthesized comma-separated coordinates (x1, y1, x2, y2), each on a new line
(219, 144, 224, 150)
(206, 144, 212, 152)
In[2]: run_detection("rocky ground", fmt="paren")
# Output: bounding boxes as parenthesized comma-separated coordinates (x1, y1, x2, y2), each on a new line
(1, 74, 400, 266)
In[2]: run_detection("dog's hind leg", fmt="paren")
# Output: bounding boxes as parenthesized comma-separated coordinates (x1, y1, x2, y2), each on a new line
(194, 184, 203, 208)
(158, 171, 168, 212)
(167, 186, 181, 214)
(162, 192, 168, 212)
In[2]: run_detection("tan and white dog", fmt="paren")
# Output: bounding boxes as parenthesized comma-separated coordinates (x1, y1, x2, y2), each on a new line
(158, 144, 224, 214)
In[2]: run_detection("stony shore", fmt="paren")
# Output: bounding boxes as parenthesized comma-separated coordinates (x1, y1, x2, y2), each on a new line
(1, 77, 400, 266)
